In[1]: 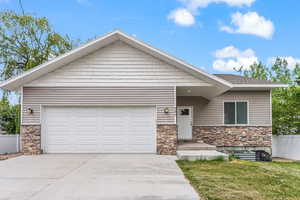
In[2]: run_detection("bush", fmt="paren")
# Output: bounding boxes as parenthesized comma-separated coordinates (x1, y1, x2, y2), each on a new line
(0, 99, 20, 134)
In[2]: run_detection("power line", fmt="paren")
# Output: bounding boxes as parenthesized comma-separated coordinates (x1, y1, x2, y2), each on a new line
(18, 0, 25, 15)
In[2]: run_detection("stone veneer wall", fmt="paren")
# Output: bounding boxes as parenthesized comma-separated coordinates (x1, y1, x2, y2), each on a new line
(21, 125, 42, 155)
(157, 125, 177, 155)
(193, 126, 272, 147)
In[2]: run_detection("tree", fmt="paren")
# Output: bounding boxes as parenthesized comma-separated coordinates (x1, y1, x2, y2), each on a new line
(243, 62, 270, 80)
(0, 11, 74, 82)
(0, 11, 76, 134)
(271, 58, 292, 85)
(272, 87, 300, 135)
(243, 58, 300, 135)
(0, 98, 20, 134)
(293, 64, 300, 85)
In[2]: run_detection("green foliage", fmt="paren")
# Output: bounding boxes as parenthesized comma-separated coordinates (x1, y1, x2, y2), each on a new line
(272, 87, 300, 134)
(271, 58, 293, 84)
(229, 154, 238, 161)
(0, 98, 20, 134)
(0, 10, 74, 83)
(243, 58, 300, 135)
(294, 64, 300, 85)
(243, 62, 270, 80)
(0, 11, 76, 133)
(211, 156, 225, 161)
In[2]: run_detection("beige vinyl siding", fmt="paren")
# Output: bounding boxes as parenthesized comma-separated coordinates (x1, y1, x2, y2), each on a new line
(177, 91, 271, 126)
(22, 104, 41, 124)
(26, 41, 207, 87)
(156, 106, 176, 125)
(22, 87, 176, 125)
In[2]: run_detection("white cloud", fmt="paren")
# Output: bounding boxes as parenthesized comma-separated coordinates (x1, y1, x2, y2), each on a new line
(268, 56, 300, 70)
(169, 0, 255, 26)
(168, 8, 195, 26)
(215, 45, 255, 58)
(180, 0, 255, 11)
(213, 46, 258, 72)
(220, 12, 274, 39)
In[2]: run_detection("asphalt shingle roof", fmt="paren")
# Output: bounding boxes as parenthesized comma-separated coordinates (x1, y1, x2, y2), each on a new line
(214, 74, 283, 85)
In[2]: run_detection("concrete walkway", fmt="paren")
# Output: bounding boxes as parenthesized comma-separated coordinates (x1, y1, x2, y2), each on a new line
(0, 154, 199, 200)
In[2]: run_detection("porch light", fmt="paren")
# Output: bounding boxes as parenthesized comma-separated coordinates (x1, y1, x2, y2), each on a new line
(164, 107, 170, 114)
(27, 107, 34, 114)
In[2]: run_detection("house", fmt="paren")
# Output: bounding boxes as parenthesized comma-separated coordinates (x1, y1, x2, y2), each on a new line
(0, 30, 286, 155)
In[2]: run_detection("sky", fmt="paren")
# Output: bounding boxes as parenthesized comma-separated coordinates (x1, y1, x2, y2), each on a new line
(0, 0, 300, 75)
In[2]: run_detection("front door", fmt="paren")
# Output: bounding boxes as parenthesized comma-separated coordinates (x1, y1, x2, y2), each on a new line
(177, 106, 193, 140)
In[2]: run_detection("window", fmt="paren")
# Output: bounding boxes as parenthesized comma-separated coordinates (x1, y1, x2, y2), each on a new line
(180, 109, 190, 116)
(224, 102, 235, 124)
(224, 101, 248, 125)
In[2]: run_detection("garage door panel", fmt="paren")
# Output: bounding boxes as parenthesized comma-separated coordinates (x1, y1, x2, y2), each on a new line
(74, 136, 98, 143)
(102, 127, 126, 132)
(47, 137, 69, 145)
(128, 145, 154, 151)
(101, 137, 126, 146)
(73, 119, 98, 125)
(72, 128, 98, 133)
(47, 146, 69, 153)
(130, 126, 154, 131)
(43, 106, 156, 153)
(47, 129, 69, 133)
(102, 121, 125, 127)
(128, 139, 155, 145)
(74, 147, 98, 153)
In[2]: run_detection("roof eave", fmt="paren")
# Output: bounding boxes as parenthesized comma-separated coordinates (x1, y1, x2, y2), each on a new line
(232, 84, 289, 87)
(230, 84, 289, 90)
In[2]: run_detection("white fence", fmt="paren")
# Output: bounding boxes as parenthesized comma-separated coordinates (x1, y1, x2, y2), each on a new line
(272, 135, 300, 160)
(0, 134, 20, 154)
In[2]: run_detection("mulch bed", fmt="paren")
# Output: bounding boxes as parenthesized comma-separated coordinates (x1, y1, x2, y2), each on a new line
(0, 152, 23, 161)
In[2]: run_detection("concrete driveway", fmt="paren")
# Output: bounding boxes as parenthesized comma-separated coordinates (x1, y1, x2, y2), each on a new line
(0, 154, 199, 200)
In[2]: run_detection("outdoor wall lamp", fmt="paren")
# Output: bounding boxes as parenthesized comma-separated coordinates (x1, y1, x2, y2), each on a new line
(164, 107, 170, 114)
(27, 107, 34, 114)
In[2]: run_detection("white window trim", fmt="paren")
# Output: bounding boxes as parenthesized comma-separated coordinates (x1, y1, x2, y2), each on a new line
(223, 100, 249, 126)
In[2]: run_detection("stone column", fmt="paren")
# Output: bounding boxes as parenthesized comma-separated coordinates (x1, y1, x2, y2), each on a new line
(157, 125, 177, 155)
(21, 125, 42, 155)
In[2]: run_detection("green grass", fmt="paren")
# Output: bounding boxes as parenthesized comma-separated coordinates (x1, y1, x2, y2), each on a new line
(177, 160, 300, 200)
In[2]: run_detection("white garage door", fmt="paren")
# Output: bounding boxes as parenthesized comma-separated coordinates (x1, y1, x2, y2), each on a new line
(42, 107, 156, 153)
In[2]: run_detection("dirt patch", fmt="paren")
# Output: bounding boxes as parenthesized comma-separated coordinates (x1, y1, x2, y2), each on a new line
(273, 157, 296, 162)
(0, 152, 23, 161)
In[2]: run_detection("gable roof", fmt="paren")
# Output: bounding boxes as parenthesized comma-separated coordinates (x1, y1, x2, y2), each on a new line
(215, 74, 288, 88)
(0, 30, 232, 91)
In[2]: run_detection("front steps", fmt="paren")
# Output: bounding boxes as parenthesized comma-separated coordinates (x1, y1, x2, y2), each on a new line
(177, 141, 229, 161)
(177, 150, 229, 161)
(177, 142, 217, 151)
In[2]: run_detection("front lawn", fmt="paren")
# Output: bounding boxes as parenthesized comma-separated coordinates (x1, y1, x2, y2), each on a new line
(177, 159, 300, 200)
